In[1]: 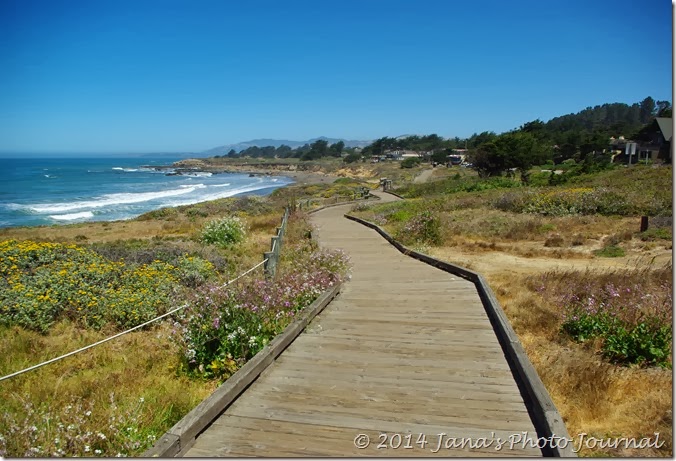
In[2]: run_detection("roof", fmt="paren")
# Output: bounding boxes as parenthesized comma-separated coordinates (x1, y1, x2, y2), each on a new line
(655, 117, 673, 142)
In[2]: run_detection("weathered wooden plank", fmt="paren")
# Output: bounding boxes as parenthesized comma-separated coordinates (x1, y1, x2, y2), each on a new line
(191, 417, 540, 457)
(227, 401, 535, 433)
(254, 374, 529, 401)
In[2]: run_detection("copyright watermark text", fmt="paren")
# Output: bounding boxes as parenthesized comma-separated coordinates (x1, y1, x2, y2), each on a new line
(353, 431, 665, 453)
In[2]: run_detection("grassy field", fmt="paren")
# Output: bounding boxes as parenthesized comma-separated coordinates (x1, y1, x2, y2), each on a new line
(350, 163, 673, 457)
(0, 179, 360, 457)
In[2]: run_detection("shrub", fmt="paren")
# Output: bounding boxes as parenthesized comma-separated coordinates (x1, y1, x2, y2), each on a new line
(0, 240, 178, 333)
(200, 216, 246, 248)
(532, 267, 672, 367)
(544, 234, 565, 247)
(594, 245, 626, 258)
(396, 211, 442, 246)
(175, 255, 216, 288)
(343, 153, 362, 164)
(640, 227, 672, 241)
(174, 246, 350, 381)
(400, 157, 422, 169)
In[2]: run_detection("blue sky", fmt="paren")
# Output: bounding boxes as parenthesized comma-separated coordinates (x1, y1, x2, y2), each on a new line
(0, 0, 672, 154)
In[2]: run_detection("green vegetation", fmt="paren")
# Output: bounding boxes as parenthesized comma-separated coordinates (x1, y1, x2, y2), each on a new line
(178, 243, 350, 381)
(534, 267, 672, 368)
(0, 240, 178, 332)
(200, 216, 247, 248)
(593, 244, 626, 258)
(400, 157, 422, 168)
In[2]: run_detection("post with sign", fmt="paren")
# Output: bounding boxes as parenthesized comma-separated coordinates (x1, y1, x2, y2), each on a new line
(626, 142, 637, 167)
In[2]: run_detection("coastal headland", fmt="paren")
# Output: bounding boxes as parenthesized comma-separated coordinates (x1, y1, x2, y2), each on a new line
(144, 158, 341, 186)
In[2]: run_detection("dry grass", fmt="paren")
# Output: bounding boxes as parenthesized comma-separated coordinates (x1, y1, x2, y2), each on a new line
(488, 268, 672, 457)
(0, 321, 218, 456)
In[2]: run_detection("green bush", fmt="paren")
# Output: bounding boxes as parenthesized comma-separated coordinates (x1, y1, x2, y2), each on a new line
(343, 153, 362, 164)
(640, 227, 672, 241)
(200, 216, 246, 247)
(176, 255, 216, 287)
(539, 267, 673, 368)
(177, 246, 351, 381)
(400, 157, 422, 169)
(594, 245, 626, 257)
(396, 211, 442, 246)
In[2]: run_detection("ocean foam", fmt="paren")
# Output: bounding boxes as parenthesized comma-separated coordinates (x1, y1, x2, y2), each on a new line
(28, 186, 197, 213)
(165, 182, 283, 208)
(49, 211, 95, 221)
(112, 167, 139, 172)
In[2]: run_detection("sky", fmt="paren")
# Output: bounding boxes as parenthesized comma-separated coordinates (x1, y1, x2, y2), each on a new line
(0, 0, 672, 155)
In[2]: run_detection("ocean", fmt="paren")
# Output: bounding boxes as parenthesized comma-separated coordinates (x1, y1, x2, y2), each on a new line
(0, 157, 294, 228)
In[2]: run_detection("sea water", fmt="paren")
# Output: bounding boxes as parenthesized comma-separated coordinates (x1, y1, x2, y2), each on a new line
(0, 157, 294, 228)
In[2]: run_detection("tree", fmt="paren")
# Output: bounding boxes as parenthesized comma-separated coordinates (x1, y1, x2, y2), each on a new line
(301, 139, 329, 161)
(639, 96, 656, 124)
(330, 141, 345, 157)
(656, 100, 672, 117)
(469, 131, 550, 183)
(343, 152, 362, 164)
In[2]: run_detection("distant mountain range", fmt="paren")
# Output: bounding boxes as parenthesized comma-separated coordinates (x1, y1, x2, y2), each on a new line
(202, 137, 372, 156)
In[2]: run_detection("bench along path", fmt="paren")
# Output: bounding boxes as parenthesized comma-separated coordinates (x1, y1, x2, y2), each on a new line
(185, 192, 543, 457)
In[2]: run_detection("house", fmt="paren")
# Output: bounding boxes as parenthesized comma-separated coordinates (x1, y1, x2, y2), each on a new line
(383, 149, 421, 161)
(446, 148, 468, 166)
(611, 118, 672, 164)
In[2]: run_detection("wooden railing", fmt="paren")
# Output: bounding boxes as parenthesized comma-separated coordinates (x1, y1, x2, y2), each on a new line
(263, 187, 373, 279)
(263, 207, 289, 279)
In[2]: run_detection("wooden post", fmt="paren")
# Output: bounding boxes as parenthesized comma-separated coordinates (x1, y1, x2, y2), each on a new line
(263, 251, 275, 279)
(640, 216, 649, 233)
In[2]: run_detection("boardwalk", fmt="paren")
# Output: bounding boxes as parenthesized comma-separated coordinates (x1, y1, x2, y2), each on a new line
(184, 192, 543, 457)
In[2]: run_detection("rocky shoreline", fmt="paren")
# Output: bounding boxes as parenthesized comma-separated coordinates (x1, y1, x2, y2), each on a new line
(142, 158, 338, 185)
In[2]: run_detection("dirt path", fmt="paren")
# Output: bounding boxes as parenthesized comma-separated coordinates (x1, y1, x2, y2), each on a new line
(413, 168, 434, 183)
(427, 246, 672, 280)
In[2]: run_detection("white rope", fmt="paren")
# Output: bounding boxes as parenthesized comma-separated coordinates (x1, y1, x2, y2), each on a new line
(222, 258, 267, 288)
(0, 259, 269, 383)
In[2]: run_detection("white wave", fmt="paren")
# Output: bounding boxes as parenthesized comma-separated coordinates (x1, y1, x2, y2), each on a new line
(212, 183, 231, 187)
(49, 211, 94, 221)
(112, 167, 139, 172)
(180, 183, 207, 189)
(28, 187, 197, 213)
(165, 182, 284, 208)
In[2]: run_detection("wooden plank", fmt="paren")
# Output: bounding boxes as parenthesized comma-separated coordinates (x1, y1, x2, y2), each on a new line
(227, 401, 535, 433)
(192, 417, 540, 457)
(272, 354, 518, 380)
(254, 374, 528, 401)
